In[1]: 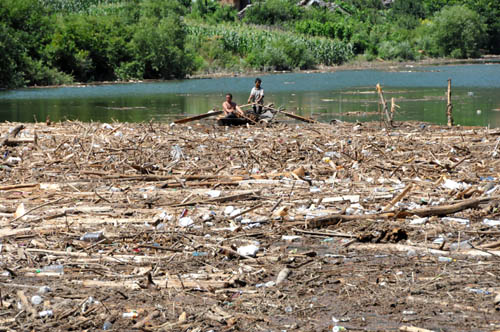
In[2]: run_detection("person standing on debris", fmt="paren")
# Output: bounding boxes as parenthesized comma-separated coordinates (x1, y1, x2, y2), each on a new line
(248, 78, 264, 114)
(222, 93, 244, 117)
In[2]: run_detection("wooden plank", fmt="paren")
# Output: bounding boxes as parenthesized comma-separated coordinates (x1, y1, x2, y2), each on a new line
(174, 111, 223, 124)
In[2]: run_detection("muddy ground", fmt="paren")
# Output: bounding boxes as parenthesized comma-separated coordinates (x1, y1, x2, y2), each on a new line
(0, 118, 499, 331)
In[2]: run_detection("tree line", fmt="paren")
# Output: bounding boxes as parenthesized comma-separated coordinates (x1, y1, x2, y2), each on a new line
(0, 0, 498, 89)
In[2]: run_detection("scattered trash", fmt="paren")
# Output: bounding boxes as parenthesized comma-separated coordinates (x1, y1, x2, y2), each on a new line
(224, 206, 235, 215)
(80, 231, 104, 242)
(410, 217, 428, 225)
(483, 218, 500, 227)
(122, 311, 139, 318)
(38, 286, 51, 294)
(1, 120, 498, 330)
(442, 217, 469, 225)
(103, 321, 113, 330)
(31, 295, 43, 305)
(206, 190, 221, 198)
(38, 310, 53, 318)
(41, 264, 64, 274)
(276, 267, 291, 285)
(237, 244, 259, 257)
(14, 203, 26, 220)
(449, 240, 472, 251)
(468, 288, 491, 295)
(179, 217, 194, 227)
(438, 256, 455, 263)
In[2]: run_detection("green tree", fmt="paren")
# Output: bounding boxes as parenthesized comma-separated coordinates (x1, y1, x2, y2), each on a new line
(0, 24, 26, 88)
(243, 0, 304, 25)
(428, 5, 486, 58)
(131, 16, 194, 79)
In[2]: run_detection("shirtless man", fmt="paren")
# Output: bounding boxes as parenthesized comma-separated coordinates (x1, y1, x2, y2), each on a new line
(222, 93, 244, 117)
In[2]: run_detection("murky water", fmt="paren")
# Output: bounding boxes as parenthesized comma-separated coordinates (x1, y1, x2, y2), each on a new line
(1, 64, 499, 126)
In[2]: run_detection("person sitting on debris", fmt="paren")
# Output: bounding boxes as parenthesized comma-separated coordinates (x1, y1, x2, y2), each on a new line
(222, 93, 244, 118)
(248, 78, 264, 114)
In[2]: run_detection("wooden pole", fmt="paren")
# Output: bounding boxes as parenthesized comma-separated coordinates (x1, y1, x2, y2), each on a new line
(447, 78, 453, 127)
(390, 97, 399, 123)
(376, 83, 392, 126)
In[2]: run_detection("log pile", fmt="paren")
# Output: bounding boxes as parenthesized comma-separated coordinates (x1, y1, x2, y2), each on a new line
(0, 119, 499, 331)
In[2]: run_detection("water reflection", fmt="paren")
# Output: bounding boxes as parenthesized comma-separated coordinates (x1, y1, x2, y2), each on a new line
(0, 64, 499, 126)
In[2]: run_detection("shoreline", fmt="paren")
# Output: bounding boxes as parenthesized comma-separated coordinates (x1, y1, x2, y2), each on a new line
(26, 56, 500, 89)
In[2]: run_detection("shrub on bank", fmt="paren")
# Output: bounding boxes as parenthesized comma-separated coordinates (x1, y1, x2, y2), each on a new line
(426, 5, 486, 58)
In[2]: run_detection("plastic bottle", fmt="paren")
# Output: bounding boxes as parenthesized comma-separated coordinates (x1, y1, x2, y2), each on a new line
(38, 286, 51, 294)
(42, 264, 64, 274)
(449, 240, 471, 251)
(103, 321, 113, 330)
(122, 311, 138, 318)
(39, 310, 53, 318)
(80, 231, 104, 242)
(438, 256, 454, 263)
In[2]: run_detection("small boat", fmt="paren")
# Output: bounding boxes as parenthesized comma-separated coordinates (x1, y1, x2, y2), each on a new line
(217, 109, 275, 126)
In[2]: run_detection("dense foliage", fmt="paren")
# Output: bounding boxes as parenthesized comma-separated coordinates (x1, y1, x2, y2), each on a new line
(0, 0, 498, 88)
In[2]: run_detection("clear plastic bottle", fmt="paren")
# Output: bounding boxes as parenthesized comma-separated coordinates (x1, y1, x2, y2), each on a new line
(80, 231, 104, 242)
(438, 256, 454, 263)
(42, 264, 64, 274)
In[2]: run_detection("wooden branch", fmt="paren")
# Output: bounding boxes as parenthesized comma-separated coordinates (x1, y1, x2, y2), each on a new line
(10, 197, 64, 223)
(262, 105, 316, 123)
(382, 183, 412, 211)
(172, 190, 260, 207)
(0, 183, 39, 191)
(376, 83, 392, 126)
(400, 326, 436, 332)
(0, 125, 25, 147)
(306, 195, 500, 228)
(390, 97, 399, 122)
(174, 111, 223, 124)
(407, 295, 492, 314)
(350, 242, 500, 258)
(447, 78, 453, 127)
(17, 290, 37, 317)
(278, 110, 316, 123)
(133, 310, 160, 329)
(402, 195, 499, 217)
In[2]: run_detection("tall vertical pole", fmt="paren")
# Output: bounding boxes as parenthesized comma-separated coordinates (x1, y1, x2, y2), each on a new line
(447, 79, 453, 127)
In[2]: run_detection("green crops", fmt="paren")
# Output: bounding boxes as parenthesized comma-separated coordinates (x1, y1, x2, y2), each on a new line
(187, 23, 353, 66)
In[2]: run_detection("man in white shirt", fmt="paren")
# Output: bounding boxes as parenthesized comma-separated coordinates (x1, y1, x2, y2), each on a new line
(248, 78, 264, 114)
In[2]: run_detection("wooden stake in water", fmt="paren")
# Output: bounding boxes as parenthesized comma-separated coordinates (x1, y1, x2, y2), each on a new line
(447, 79, 453, 127)
(376, 83, 392, 127)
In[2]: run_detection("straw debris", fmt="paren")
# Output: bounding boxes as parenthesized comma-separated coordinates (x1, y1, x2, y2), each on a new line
(1, 120, 500, 331)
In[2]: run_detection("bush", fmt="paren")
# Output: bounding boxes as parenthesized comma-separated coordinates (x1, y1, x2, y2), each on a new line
(378, 40, 416, 60)
(247, 36, 315, 71)
(131, 17, 194, 79)
(0, 24, 26, 88)
(24, 58, 74, 86)
(243, 0, 304, 25)
(189, 0, 237, 23)
(427, 5, 486, 58)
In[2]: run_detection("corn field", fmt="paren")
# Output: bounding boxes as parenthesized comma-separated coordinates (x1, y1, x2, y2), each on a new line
(187, 23, 354, 66)
(38, 0, 123, 13)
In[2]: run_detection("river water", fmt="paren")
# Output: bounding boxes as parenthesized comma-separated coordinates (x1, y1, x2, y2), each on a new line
(1, 64, 499, 126)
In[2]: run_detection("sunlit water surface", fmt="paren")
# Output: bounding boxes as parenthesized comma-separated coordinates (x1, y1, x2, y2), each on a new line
(1, 64, 500, 126)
